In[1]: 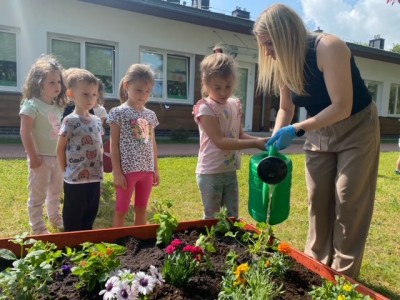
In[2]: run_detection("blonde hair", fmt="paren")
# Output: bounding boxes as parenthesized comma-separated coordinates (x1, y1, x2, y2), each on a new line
(21, 54, 67, 106)
(254, 4, 314, 95)
(200, 51, 237, 97)
(63, 68, 98, 90)
(119, 64, 155, 103)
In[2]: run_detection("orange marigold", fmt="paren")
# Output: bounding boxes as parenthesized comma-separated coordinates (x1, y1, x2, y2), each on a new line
(233, 263, 250, 285)
(277, 242, 291, 254)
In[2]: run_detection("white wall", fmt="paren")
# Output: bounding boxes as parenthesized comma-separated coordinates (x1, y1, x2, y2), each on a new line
(355, 56, 400, 117)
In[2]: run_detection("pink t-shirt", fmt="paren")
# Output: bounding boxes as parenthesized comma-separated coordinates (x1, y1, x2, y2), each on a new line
(193, 97, 242, 174)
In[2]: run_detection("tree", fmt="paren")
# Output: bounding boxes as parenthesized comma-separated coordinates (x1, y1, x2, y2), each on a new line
(390, 43, 400, 54)
(387, 0, 400, 4)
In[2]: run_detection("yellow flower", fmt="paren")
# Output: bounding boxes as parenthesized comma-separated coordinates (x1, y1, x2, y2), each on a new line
(265, 260, 271, 268)
(233, 263, 250, 285)
(80, 261, 87, 267)
(337, 295, 345, 300)
(106, 247, 114, 256)
(277, 242, 291, 255)
(343, 284, 353, 292)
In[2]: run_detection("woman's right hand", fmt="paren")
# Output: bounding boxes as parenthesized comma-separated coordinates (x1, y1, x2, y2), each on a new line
(255, 138, 269, 151)
(113, 172, 127, 190)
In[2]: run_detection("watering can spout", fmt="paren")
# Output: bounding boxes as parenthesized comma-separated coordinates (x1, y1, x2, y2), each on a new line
(248, 146, 293, 225)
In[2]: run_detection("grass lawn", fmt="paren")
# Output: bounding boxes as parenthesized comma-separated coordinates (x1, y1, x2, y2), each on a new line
(0, 153, 399, 299)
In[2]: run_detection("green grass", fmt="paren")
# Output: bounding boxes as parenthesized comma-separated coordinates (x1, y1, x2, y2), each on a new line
(0, 153, 399, 299)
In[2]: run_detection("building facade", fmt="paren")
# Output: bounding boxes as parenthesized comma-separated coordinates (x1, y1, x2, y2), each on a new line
(0, 0, 399, 136)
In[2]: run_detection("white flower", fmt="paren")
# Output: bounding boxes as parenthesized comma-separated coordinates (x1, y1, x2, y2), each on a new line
(149, 265, 165, 285)
(115, 281, 137, 300)
(133, 271, 157, 295)
(99, 276, 120, 300)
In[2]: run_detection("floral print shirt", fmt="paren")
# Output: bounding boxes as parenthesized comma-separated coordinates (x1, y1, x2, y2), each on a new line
(107, 103, 159, 174)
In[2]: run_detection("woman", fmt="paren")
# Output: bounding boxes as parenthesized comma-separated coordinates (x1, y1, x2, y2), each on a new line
(254, 4, 380, 278)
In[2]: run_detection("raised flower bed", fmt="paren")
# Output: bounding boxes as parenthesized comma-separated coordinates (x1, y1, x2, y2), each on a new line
(0, 219, 389, 299)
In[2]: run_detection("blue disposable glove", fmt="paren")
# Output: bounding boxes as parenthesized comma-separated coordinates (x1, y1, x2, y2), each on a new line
(266, 125, 296, 150)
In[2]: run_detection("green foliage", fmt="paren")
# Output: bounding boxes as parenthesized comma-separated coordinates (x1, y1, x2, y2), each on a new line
(150, 200, 179, 245)
(219, 258, 284, 299)
(0, 237, 62, 300)
(65, 242, 126, 292)
(309, 275, 372, 300)
(390, 43, 400, 54)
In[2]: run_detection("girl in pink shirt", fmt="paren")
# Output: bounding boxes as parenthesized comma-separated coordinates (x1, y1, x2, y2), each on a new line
(193, 48, 268, 219)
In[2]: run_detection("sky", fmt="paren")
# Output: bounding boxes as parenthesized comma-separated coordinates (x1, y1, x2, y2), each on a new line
(208, 0, 400, 50)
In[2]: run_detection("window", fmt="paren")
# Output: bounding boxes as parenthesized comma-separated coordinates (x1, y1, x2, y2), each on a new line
(389, 84, 400, 116)
(365, 81, 379, 103)
(0, 28, 17, 89)
(49, 34, 116, 95)
(140, 48, 194, 104)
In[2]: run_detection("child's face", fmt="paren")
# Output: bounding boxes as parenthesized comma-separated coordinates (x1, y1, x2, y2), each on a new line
(204, 75, 235, 103)
(70, 82, 98, 113)
(125, 80, 153, 108)
(41, 70, 62, 103)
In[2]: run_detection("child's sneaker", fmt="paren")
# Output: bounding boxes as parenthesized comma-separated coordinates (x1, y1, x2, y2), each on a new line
(50, 217, 64, 232)
(33, 228, 50, 235)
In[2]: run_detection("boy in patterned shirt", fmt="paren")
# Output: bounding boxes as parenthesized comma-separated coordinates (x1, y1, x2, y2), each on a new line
(56, 68, 103, 231)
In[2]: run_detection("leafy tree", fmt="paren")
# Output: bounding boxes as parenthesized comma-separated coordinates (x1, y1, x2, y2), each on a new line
(390, 44, 400, 54)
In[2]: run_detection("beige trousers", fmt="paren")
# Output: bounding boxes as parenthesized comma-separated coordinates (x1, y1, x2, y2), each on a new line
(303, 103, 380, 278)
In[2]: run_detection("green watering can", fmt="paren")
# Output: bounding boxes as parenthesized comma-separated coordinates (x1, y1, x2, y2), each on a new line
(248, 145, 292, 225)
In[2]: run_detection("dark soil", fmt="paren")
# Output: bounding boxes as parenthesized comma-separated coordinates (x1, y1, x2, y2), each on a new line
(2, 228, 324, 299)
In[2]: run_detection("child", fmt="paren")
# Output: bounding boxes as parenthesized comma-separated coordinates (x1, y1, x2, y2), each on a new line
(396, 136, 400, 175)
(62, 68, 95, 121)
(19, 54, 67, 235)
(56, 68, 103, 231)
(93, 78, 108, 126)
(193, 49, 268, 219)
(108, 64, 160, 226)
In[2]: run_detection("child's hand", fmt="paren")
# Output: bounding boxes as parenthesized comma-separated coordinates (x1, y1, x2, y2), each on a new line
(113, 172, 127, 190)
(29, 155, 42, 169)
(153, 170, 160, 186)
(255, 138, 269, 151)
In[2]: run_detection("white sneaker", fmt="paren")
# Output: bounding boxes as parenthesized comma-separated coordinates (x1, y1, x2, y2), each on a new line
(50, 217, 64, 232)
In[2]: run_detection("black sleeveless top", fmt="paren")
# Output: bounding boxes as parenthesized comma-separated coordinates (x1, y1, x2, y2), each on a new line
(291, 36, 371, 117)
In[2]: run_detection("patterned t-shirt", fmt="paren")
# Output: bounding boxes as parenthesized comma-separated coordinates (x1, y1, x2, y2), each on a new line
(59, 113, 104, 184)
(107, 103, 159, 174)
(193, 97, 242, 174)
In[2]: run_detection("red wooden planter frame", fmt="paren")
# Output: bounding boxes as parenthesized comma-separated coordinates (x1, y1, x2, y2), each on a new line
(0, 218, 389, 300)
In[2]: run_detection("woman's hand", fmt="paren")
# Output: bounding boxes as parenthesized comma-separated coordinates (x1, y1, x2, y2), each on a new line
(267, 125, 296, 150)
(29, 154, 42, 169)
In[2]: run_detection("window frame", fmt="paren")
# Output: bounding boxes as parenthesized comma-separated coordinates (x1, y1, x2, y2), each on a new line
(388, 83, 400, 117)
(0, 26, 19, 92)
(139, 47, 195, 105)
(48, 33, 117, 98)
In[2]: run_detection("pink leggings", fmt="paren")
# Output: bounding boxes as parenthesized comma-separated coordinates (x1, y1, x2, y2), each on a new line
(116, 172, 153, 213)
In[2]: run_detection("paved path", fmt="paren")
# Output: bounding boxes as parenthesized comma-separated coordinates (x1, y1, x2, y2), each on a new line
(0, 141, 398, 159)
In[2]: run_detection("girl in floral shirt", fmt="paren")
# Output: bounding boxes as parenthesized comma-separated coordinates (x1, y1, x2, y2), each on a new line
(108, 64, 159, 226)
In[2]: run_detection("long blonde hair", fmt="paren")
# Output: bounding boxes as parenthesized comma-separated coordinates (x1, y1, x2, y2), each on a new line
(200, 51, 237, 97)
(254, 4, 313, 96)
(21, 54, 67, 106)
(119, 64, 155, 103)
